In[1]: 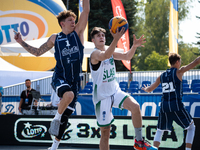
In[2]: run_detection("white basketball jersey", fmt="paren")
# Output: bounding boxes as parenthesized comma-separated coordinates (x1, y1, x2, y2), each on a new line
(90, 52, 119, 104)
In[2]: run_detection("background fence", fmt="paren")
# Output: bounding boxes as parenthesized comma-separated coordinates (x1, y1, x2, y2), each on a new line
(3, 70, 200, 96)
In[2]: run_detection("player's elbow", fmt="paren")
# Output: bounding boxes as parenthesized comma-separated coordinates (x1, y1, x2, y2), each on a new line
(85, 7, 90, 14)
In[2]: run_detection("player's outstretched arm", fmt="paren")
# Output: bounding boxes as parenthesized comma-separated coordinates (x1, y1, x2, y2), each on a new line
(14, 31, 55, 57)
(75, 0, 90, 37)
(178, 56, 200, 74)
(113, 34, 146, 60)
(142, 76, 161, 93)
(91, 28, 125, 63)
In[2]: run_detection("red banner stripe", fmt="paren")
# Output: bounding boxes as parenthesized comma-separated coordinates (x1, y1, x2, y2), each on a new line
(111, 0, 131, 70)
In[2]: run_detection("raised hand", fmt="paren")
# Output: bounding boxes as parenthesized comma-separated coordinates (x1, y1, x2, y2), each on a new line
(141, 84, 148, 92)
(133, 34, 146, 47)
(110, 27, 126, 41)
(14, 30, 23, 44)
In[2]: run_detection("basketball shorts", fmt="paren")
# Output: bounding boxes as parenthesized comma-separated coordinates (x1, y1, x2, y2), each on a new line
(51, 78, 80, 111)
(157, 107, 193, 131)
(95, 88, 130, 127)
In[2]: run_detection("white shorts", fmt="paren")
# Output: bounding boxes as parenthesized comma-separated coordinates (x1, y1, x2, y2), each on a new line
(95, 88, 130, 127)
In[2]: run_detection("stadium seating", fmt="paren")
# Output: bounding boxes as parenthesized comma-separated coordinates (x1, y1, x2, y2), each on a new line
(129, 84, 139, 89)
(80, 88, 92, 93)
(183, 87, 191, 93)
(120, 87, 127, 92)
(84, 85, 93, 90)
(141, 81, 151, 89)
(182, 79, 188, 84)
(86, 82, 93, 86)
(119, 81, 128, 92)
(192, 83, 200, 92)
(140, 89, 147, 93)
(129, 81, 139, 89)
(193, 87, 200, 93)
(191, 79, 200, 89)
(127, 88, 139, 93)
(80, 85, 93, 93)
(153, 87, 162, 93)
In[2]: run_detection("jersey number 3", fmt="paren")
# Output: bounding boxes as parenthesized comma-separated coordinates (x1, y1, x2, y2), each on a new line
(162, 82, 175, 93)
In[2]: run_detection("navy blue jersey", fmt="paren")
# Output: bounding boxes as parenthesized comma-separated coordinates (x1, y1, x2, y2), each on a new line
(160, 68, 184, 113)
(53, 31, 84, 83)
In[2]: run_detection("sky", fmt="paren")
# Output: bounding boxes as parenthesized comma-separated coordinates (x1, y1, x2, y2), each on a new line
(179, 0, 200, 47)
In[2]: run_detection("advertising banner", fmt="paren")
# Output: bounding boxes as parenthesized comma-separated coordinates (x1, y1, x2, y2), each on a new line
(169, 0, 178, 54)
(0, 115, 189, 149)
(2, 94, 200, 118)
(0, 0, 66, 45)
(0, 0, 66, 71)
(111, 0, 131, 70)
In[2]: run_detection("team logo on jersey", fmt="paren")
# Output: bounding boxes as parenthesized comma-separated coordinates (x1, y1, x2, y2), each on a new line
(109, 57, 114, 65)
(103, 67, 116, 82)
(62, 46, 79, 56)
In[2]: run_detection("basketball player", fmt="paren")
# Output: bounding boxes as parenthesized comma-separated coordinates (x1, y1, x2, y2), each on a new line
(90, 27, 157, 150)
(142, 53, 200, 150)
(14, 1, 90, 149)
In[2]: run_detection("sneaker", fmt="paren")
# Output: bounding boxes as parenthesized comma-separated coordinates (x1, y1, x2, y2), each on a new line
(48, 119, 60, 136)
(47, 147, 51, 150)
(134, 139, 157, 150)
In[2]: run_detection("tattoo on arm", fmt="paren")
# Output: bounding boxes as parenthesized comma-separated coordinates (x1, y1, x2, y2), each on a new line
(21, 38, 52, 56)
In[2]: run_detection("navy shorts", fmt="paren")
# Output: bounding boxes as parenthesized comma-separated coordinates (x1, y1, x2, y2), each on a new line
(157, 107, 193, 131)
(51, 78, 80, 111)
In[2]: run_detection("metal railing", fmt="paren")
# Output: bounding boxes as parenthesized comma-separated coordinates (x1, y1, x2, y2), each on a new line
(3, 70, 200, 96)
(3, 76, 53, 96)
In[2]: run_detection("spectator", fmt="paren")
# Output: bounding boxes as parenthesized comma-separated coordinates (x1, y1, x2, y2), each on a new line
(18, 79, 36, 114)
(0, 86, 3, 114)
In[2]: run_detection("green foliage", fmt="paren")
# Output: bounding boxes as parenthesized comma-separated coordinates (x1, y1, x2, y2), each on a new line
(144, 51, 168, 70)
(134, 0, 192, 71)
(194, 1, 200, 50)
(178, 41, 200, 69)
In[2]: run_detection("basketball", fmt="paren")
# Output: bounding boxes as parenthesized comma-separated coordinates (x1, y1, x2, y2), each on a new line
(109, 16, 128, 34)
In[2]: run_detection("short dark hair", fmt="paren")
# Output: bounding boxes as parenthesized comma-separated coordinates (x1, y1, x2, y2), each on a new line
(90, 27, 106, 39)
(57, 10, 77, 28)
(169, 53, 181, 65)
(25, 79, 31, 82)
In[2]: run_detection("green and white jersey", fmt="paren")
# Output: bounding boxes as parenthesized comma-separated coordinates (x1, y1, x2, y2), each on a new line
(90, 53, 119, 104)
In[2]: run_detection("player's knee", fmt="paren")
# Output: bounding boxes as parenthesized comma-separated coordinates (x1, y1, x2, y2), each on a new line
(124, 98, 140, 113)
(100, 126, 110, 138)
(130, 102, 140, 114)
(63, 91, 74, 103)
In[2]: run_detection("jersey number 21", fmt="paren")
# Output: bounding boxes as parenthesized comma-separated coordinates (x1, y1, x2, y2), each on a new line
(162, 82, 175, 93)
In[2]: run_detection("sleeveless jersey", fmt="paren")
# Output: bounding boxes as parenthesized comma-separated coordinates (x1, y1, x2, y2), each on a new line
(90, 51, 119, 104)
(160, 67, 184, 113)
(52, 31, 84, 83)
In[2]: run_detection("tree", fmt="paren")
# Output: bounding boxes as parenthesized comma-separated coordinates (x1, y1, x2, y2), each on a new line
(178, 41, 200, 69)
(134, 0, 192, 71)
(194, 1, 200, 52)
(144, 51, 168, 70)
